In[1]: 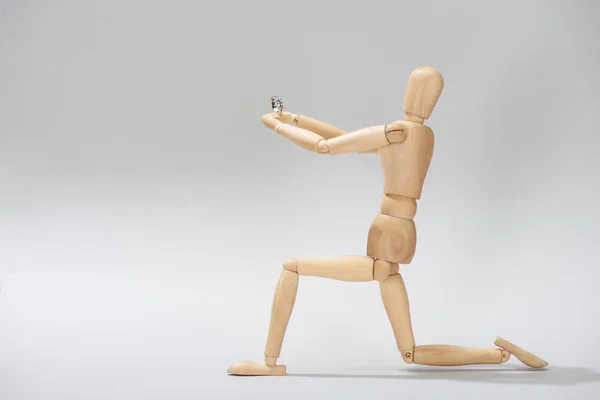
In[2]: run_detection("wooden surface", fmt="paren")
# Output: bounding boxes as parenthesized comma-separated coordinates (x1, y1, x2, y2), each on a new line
(380, 194, 417, 220)
(260, 113, 280, 130)
(228, 66, 550, 375)
(367, 214, 416, 264)
(227, 361, 286, 376)
(384, 121, 409, 143)
(282, 259, 297, 272)
(380, 274, 415, 362)
(263, 114, 390, 155)
(413, 345, 503, 366)
(378, 122, 435, 199)
(501, 350, 511, 363)
(325, 125, 387, 155)
(404, 112, 425, 124)
(403, 66, 444, 121)
(295, 256, 374, 282)
(494, 337, 548, 368)
(275, 123, 324, 153)
(373, 260, 399, 282)
(296, 115, 346, 139)
(264, 269, 299, 359)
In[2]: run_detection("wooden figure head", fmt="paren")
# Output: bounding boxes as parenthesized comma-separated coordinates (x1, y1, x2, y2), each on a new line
(403, 66, 444, 123)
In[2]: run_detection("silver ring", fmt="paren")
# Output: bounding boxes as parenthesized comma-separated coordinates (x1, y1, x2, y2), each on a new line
(270, 95, 284, 115)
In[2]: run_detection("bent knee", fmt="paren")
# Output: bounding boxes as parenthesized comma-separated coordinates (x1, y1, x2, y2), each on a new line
(283, 259, 297, 272)
(401, 348, 414, 364)
(374, 260, 399, 282)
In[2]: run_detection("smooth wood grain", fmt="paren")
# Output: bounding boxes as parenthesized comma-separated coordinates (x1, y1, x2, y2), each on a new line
(403, 66, 444, 121)
(296, 115, 346, 139)
(494, 337, 548, 368)
(373, 260, 399, 282)
(413, 345, 503, 366)
(378, 122, 434, 199)
(265, 356, 277, 366)
(404, 112, 425, 124)
(227, 361, 286, 376)
(269, 111, 295, 124)
(501, 350, 511, 363)
(228, 66, 550, 376)
(367, 214, 416, 264)
(275, 123, 325, 152)
(296, 256, 374, 282)
(380, 194, 417, 220)
(359, 148, 380, 154)
(384, 121, 409, 144)
(264, 269, 299, 359)
(380, 274, 415, 361)
(324, 125, 387, 155)
(261, 113, 280, 130)
(282, 259, 297, 272)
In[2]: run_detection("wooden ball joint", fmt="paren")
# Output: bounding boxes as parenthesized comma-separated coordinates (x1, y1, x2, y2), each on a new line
(227, 66, 548, 376)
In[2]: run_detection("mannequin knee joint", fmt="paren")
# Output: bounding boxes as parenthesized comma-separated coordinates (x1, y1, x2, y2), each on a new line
(401, 348, 414, 364)
(283, 259, 297, 272)
(374, 260, 399, 282)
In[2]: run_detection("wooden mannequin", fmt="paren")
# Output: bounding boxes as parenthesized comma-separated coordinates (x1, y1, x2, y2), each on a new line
(227, 66, 547, 376)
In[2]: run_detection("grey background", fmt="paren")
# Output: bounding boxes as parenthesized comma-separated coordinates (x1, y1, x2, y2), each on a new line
(1, 0, 600, 399)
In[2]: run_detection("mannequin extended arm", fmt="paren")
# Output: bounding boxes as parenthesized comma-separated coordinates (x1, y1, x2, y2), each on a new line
(262, 113, 404, 154)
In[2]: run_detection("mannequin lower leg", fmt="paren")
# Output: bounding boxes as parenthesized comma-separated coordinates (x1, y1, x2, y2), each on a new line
(380, 272, 511, 367)
(413, 345, 510, 366)
(264, 268, 299, 365)
(263, 256, 373, 364)
(227, 266, 298, 376)
(380, 273, 416, 363)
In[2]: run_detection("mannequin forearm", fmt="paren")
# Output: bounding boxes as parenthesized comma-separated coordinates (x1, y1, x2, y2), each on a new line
(295, 115, 346, 139)
(261, 114, 401, 154)
(275, 123, 325, 153)
(322, 125, 387, 154)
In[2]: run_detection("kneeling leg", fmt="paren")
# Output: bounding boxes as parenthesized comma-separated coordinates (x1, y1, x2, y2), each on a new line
(379, 269, 546, 368)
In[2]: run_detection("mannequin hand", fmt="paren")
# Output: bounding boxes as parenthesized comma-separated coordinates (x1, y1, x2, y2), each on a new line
(261, 111, 298, 130)
(261, 113, 281, 130)
(273, 111, 294, 123)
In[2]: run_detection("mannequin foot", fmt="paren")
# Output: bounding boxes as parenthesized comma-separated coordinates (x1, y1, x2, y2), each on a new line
(227, 361, 286, 376)
(495, 337, 548, 368)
